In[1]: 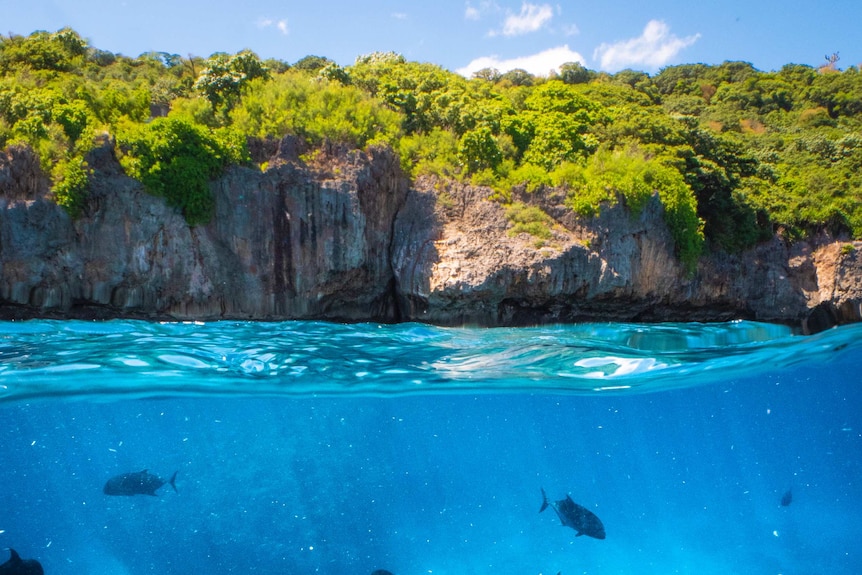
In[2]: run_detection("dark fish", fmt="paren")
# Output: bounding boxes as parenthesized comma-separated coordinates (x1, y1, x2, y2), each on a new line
(780, 488, 793, 507)
(371, 571, 394, 575)
(540, 487, 606, 540)
(103, 469, 178, 496)
(0, 549, 43, 575)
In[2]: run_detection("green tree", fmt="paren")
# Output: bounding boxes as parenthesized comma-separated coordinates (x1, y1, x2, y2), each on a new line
(293, 55, 333, 73)
(194, 50, 269, 113)
(559, 62, 595, 85)
(514, 81, 602, 169)
(0, 28, 87, 73)
(472, 68, 501, 82)
(317, 62, 351, 85)
(499, 68, 535, 87)
(458, 126, 502, 172)
(53, 99, 91, 142)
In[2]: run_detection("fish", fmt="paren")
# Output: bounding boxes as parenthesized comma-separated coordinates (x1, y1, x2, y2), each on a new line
(540, 487, 606, 540)
(370, 571, 394, 575)
(780, 488, 792, 507)
(0, 549, 43, 575)
(103, 469, 178, 496)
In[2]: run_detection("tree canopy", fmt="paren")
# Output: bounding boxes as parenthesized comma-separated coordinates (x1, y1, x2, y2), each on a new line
(2, 28, 861, 266)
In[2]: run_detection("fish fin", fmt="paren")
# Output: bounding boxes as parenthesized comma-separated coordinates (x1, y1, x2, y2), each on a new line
(539, 487, 549, 513)
(169, 470, 178, 493)
(575, 531, 584, 537)
(3, 547, 24, 565)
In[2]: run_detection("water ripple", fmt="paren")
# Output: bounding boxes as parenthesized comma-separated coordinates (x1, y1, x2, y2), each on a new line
(0, 319, 859, 401)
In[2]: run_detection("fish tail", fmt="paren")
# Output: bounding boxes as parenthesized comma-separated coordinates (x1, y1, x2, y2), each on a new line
(539, 487, 549, 513)
(169, 470, 178, 493)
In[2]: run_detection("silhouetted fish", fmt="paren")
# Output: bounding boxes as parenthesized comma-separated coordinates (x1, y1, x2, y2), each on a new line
(370, 571, 394, 575)
(0, 549, 43, 575)
(103, 469, 178, 496)
(540, 487, 606, 540)
(780, 488, 793, 507)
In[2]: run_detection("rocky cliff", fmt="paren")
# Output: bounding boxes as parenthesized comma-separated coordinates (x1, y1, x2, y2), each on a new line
(2, 140, 860, 332)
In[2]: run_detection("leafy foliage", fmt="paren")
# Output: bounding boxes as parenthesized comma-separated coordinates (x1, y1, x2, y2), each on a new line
(51, 155, 91, 216)
(560, 147, 704, 271)
(398, 128, 460, 178)
(230, 71, 401, 148)
(2, 27, 861, 256)
(0, 28, 87, 73)
(194, 50, 269, 115)
(506, 202, 553, 240)
(116, 117, 248, 225)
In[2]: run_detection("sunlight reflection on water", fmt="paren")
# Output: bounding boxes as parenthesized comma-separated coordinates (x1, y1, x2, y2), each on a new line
(1, 319, 860, 401)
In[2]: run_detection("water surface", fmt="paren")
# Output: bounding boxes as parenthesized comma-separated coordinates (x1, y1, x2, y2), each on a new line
(0, 320, 859, 574)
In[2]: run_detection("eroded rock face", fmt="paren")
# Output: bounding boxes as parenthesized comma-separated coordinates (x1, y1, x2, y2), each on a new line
(391, 177, 681, 325)
(391, 177, 862, 330)
(1, 141, 861, 331)
(0, 139, 408, 321)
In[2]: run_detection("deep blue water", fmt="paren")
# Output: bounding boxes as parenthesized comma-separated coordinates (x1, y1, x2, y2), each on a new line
(1, 320, 860, 574)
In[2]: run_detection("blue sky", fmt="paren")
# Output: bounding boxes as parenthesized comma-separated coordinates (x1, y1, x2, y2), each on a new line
(5, 0, 860, 76)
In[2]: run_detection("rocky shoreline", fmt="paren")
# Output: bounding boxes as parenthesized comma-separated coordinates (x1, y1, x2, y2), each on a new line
(2, 138, 860, 334)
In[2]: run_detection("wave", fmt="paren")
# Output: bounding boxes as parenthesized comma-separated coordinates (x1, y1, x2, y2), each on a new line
(1, 320, 859, 401)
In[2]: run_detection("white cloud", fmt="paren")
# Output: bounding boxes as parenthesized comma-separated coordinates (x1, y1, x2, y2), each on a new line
(465, 1, 500, 21)
(457, 45, 586, 77)
(593, 20, 699, 72)
(493, 2, 553, 37)
(257, 17, 289, 35)
(562, 23, 580, 37)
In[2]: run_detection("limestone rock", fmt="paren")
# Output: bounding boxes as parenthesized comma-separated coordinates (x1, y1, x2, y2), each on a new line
(1, 140, 860, 331)
(0, 139, 408, 321)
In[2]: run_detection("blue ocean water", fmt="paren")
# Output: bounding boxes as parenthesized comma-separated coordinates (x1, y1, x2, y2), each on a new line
(0, 320, 860, 575)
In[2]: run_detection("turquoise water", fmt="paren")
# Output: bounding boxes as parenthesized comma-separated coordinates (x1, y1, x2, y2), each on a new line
(1, 320, 860, 574)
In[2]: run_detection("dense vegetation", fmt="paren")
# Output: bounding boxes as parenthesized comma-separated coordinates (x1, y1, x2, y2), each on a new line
(2, 29, 861, 270)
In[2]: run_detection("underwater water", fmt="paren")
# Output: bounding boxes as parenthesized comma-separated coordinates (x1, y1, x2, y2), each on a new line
(0, 320, 860, 575)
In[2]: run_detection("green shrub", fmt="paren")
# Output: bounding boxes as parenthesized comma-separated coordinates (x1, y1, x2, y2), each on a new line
(231, 72, 401, 149)
(564, 147, 704, 271)
(501, 162, 552, 193)
(169, 96, 219, 127)
(116, 117, 247, 225)
(505, 201, 553, 239)
(398, 127, 460, 178)
(51, 155, 91, 216)
(458, 126, 502, 172)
